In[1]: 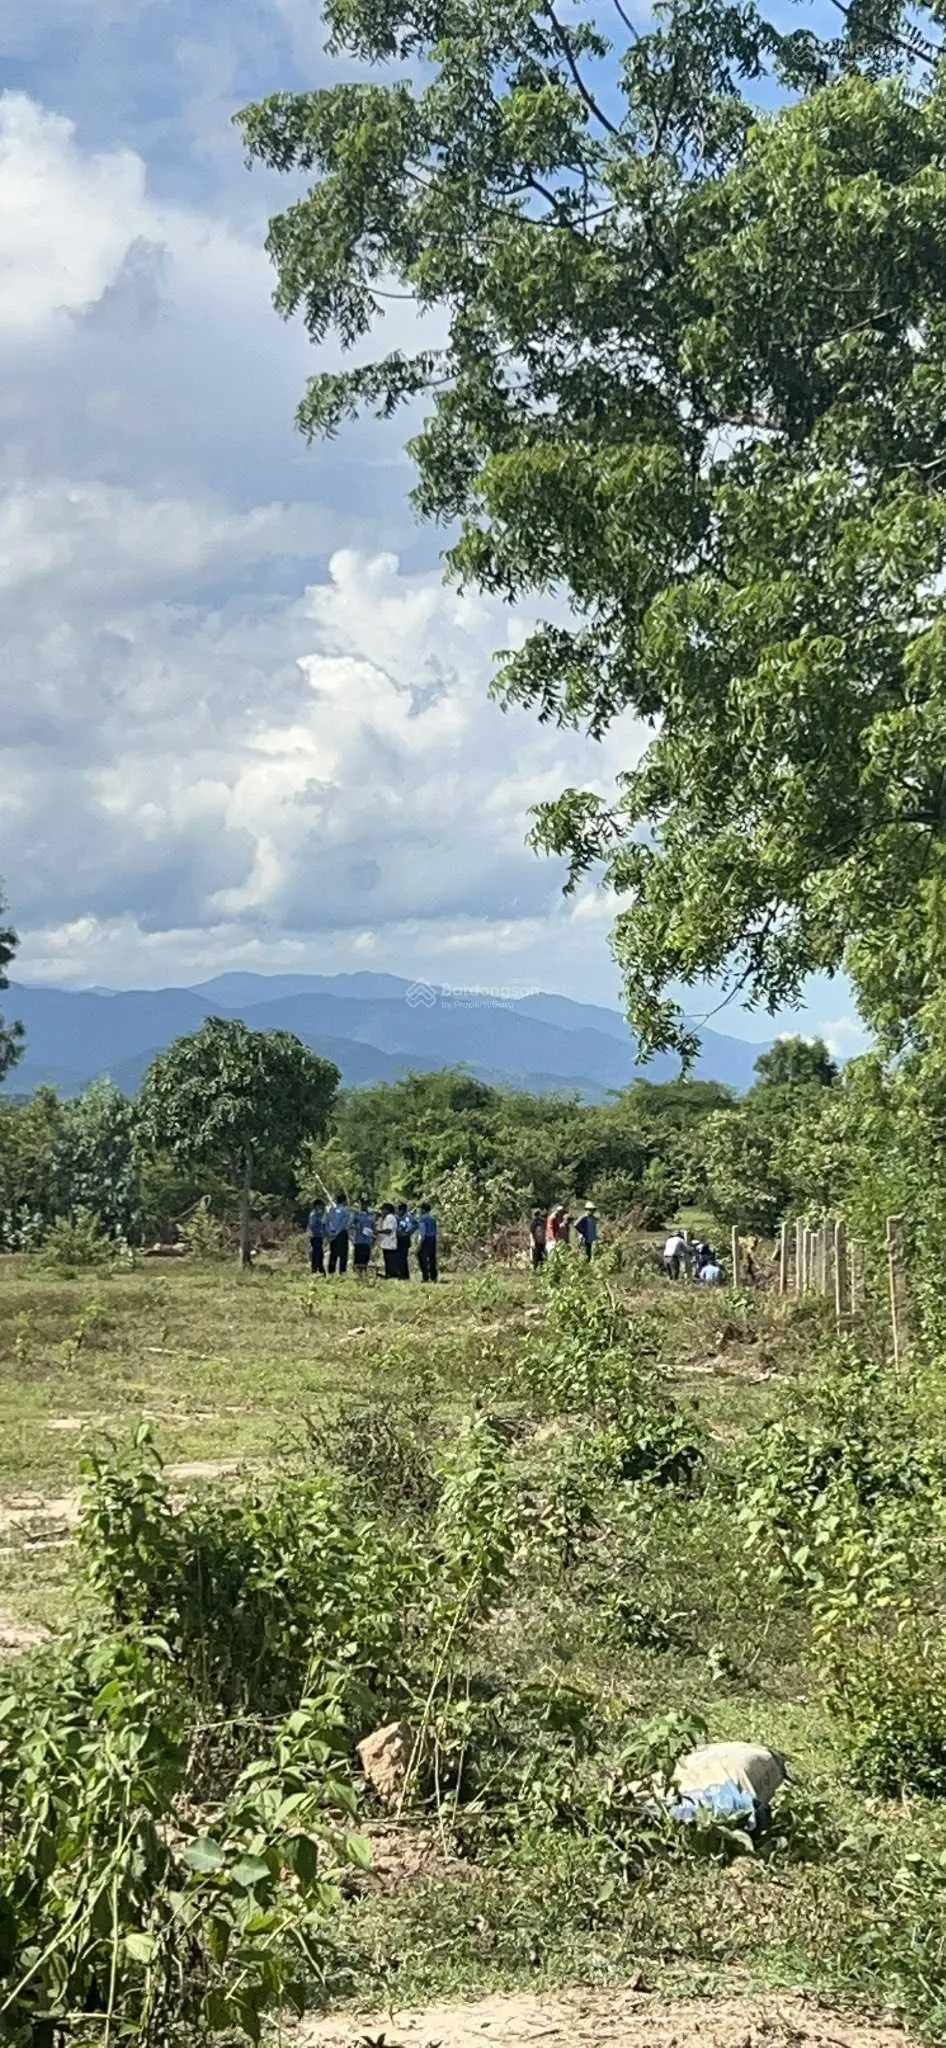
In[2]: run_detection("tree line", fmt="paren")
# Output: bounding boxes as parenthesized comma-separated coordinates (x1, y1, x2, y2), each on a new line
(0, 1006, 897, 1259)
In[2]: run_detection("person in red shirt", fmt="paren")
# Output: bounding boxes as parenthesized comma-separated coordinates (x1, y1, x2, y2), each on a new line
(546, 1205, 567, 1253)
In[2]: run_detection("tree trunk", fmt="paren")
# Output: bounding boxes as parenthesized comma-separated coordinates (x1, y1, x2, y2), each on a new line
(239, 1150, 253, 1268)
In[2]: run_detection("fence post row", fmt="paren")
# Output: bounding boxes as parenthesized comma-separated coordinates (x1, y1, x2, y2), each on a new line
(886, 1214, 907, 1373)
(773, 1212, 907, 1361)
(834, 1219, 850, 1325)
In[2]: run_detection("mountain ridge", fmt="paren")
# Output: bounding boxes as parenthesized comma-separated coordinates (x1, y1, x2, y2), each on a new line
(2, 972, 771, 1099)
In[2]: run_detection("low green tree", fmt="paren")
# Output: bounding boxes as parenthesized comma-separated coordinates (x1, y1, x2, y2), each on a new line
(138, 1020, 340, 1265)
(54, 1078, 140, 1240)
(0, 1085, 65, 1246)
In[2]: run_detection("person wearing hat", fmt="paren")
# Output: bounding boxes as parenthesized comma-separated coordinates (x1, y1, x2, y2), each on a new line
(575, 1203, 598, 1260)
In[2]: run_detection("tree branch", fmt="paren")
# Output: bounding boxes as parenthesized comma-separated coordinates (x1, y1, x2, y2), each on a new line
(826, 0, 942, 64)
(609, 0, 641, 44)
(542, 5, 623, 138)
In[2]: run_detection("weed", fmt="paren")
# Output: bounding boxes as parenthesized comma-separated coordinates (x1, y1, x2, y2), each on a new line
(181, 1195, 230, 1260)
(78, 1429, 422, 1720)
(0, 1639, 366, 2045)
(309, 1394, 442, 1520)
(40, 1208, 115, 1275)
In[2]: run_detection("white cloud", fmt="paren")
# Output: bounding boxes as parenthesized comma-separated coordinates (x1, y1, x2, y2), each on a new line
(0, 73, 862, 1039)
(0, 96, 148, 334)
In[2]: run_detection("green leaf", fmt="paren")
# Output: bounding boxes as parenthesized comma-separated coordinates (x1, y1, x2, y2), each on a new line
(125, 1931, 156, 1964)
(344, 1833, 373, 1871)
(230, 1855, 272, 1890)
(182, 1837, 226, 1874)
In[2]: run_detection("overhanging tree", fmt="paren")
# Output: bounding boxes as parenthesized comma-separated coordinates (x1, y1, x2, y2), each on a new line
(0, 886, 23, 1085)
(237, 0, 946, 1056)
(138, 1019, 340, 1265)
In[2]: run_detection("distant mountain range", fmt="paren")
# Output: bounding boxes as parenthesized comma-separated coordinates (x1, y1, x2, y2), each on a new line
(1, 972, 771, 1101)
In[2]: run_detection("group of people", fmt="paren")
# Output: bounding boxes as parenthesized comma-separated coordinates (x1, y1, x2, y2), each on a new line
(662, 1228, 725, 1286)
(529, 1202, 598, 1269)
(307, 1194, 439, 1282)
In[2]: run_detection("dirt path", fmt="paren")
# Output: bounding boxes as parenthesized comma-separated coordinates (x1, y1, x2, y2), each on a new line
(295, 1989, 912, 2048)
(0, 1459, 248, 1538)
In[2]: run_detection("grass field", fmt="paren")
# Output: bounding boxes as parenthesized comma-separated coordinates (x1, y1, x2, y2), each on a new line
(0, 1245, 939, 2042)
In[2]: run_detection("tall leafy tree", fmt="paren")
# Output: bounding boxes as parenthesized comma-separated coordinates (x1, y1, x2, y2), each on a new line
(753, 1036, 838, 1091)
(238, 0, 946, 1055)
(138, 1019, 340, 1265)
(0, 886, 23, 1085)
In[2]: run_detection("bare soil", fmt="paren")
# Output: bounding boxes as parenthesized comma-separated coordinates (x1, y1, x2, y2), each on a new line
(295, 1989, 913, 2048)
(0, 1609, 51, 1652)
(0, 1459, 247, 1537)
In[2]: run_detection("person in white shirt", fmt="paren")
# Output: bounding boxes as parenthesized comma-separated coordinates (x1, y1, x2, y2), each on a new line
(663, 1229, 687, 1281)
(378, 1202, 399, 1280)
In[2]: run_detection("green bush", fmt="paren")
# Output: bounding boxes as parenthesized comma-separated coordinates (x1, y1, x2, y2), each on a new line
(40, 1206, 114, 1273)
(512, 1261, 702, 1486)
(0, 1637, 364, 2046)
(78, 1431, 422, 1719)
(735, 1343, 941, 1601)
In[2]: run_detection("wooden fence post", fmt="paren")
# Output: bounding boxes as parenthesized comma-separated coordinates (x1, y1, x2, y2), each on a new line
(795, 1220, 805, 1297)
(778, 1221, 789, 1297)
(817, 1220, 829, 1296)
(887, 1215, 908, 1372)
(849, 1239, 864, 1314)
(834, 1220, 850, 1325)
(805, 1228, 818, 1293)
(731, 1227, 742, 1288)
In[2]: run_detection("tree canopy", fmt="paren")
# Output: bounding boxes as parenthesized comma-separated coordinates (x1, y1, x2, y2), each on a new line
(753, 1035, 838, 1091)
(138, 1019, 340, 1264)
(238, 0, 946, 1056)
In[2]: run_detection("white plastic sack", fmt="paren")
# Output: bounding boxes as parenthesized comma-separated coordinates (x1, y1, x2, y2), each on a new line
(673, 1741, 788, 1810)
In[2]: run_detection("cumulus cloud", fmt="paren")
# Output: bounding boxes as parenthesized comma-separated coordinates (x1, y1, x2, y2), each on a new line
(0, 63, 655, 1008)
(0, 46, 860, 1036)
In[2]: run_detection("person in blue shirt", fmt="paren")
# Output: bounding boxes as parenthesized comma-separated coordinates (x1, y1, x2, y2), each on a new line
(395, 1200, 414, 1279)
(325, 1190, 352, 1275)
(575, 1204, 598, 1260)
(307, 1198, 327, 1276)
(351, 1198, 375, 1278)
(416, 1202, 438, 1283)
(698, 1259, 724, 1286)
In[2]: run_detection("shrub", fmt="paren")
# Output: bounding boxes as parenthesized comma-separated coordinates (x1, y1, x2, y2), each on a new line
(735, 1343, 941, 1602)
(313, 1394, 442, 1520)
(40, 1206, 114, 1273)
(181, 1194, 230, 1259)
(0, 1636, 364, 2046)
(78, 1430, 422, 1719)
(512, 1261, 702, 1484)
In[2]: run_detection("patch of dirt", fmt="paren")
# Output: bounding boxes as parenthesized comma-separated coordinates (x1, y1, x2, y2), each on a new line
(678, 1357, 772, 1383)
(294, 1989, 913, 2048)
(0, 1610, 51, 1653)
(0, 1494, 80, 1537)
(166, 1458, 244, 1483)
(0, 1458, 249, 1538)
(344, 1823, 465, 1899)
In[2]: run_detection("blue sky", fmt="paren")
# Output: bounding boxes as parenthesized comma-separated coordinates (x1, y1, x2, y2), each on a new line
(0, 0, 865, 1055)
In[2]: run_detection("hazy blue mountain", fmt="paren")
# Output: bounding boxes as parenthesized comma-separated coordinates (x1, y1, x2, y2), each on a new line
(2, 973, 768, 1098)
(5, 986, 212, 1076)
(191, 971, 416, 1006)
